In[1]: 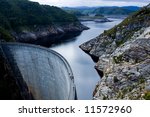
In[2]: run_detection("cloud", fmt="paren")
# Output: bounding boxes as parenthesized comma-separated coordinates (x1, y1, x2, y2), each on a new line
(103, 0, 149, 3)
(30, 0, 149, 7)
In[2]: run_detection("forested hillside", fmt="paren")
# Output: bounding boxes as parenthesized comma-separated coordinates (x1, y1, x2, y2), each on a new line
(0, 0, 81, 42)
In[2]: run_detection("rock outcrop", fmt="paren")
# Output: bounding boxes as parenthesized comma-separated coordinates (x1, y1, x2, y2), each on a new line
(12, 23, 88, 46)
(80, 4, 150, 100)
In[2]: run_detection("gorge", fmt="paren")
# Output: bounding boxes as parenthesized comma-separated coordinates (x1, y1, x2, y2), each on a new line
(51, 19, 123, 99)
(1, 0, 149, 100)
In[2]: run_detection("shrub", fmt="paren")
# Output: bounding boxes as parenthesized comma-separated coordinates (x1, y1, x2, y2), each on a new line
(143, 91, 150, 100)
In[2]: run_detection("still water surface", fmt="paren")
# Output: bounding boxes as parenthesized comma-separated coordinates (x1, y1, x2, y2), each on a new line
(51, 19, 122, 100)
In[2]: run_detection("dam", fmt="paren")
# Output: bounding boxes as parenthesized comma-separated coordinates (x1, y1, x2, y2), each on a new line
(0, 42, 76, 100)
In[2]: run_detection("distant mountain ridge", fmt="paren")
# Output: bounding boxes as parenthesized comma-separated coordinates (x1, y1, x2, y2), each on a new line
(122, 6, 140, 11)
(92, 6, 140, 15)
(62, 6, 140, 16)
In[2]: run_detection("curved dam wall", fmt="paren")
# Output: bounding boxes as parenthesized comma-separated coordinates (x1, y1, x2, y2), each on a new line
(0, 43, 76, 100)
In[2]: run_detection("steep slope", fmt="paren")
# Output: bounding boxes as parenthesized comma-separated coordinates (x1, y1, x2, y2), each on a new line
(0, 0, 87, 44)
(80, 4, 150, 100)
(92, 6, 139, 15)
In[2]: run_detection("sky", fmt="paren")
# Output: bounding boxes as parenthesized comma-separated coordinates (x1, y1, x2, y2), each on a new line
(30, 0, 150, 7)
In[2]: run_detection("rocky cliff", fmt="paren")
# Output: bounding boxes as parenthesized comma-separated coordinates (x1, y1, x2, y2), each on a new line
(80, 4, 150, 100)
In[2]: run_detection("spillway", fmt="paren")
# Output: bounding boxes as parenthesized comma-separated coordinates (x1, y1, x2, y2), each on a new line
(0, 42, 76, 100)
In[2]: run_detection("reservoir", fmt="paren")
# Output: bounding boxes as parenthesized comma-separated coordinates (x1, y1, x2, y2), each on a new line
(51, 18, 123, 99)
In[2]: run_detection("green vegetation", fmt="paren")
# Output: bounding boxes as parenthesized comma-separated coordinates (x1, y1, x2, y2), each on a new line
(138, 78, 145, 84)
(115, 39, 125, 47)
(63, 6, 140, 16)
(143, 91, 150, 100)
(102, 95, 108, 100)
(117, 7, 150, 28)
(0, 27, 14, 41)
(95, 14, 104, 17)
(113, 54, 123, 64)
(122, 88, 129, 94)
(0, 0, 79, 41)
(0, 0, 78, 27)
(117, 91, 124, 99)
(92, 7, 136, 15)
(62, 7, 93, 16)
(103, 6, 150, 47)
(104, 27, 117, 39)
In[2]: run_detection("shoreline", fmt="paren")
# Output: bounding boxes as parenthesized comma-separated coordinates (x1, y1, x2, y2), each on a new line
(12, 23, 89, 47)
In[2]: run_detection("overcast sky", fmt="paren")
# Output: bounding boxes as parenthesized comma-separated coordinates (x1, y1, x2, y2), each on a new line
(30, 0, 149, 7)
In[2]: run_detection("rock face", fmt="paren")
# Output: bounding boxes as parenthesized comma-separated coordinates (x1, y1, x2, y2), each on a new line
(12, 23, 88, 46)
(80, 4, 150, 100)
(78, 16, 111, 23)
(94, 18, 112, 23)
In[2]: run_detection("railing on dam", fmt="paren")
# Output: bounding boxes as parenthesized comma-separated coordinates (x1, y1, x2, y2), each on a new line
(0, 42, 77, 100)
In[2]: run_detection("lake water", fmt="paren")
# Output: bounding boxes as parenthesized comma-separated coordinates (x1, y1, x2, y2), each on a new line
(51, 18, 123, 100)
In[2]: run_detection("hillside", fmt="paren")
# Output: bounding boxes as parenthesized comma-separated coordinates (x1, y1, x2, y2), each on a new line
(63, 6, 140, 16)
(80, 4, 150, 100)
(0, 0, 87, 44)
(62, 7, 92, 16)
(92, 6, 140, 15)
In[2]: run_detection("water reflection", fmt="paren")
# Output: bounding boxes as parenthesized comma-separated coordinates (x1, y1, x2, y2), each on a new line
(51, 19, 123, 99)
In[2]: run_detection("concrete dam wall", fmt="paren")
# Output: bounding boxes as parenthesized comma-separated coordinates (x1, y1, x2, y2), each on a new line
(0, 43, 76, 100)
